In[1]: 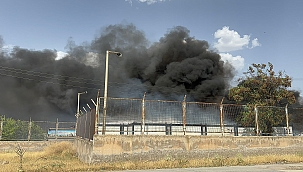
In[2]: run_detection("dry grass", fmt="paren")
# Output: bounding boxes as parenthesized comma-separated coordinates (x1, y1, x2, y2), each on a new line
(0, 142, 303, 171)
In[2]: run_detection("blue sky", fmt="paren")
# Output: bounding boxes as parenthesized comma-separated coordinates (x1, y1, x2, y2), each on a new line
(1, 0, 303, 93)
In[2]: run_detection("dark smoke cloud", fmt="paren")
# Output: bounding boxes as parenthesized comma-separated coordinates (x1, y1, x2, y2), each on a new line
(88, 24, 234, 101)
(0, 24, 234, 121)
(0, 47, 96, 120)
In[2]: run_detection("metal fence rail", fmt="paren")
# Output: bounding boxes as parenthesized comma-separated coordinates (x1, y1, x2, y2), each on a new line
(97, 122, 293, 136)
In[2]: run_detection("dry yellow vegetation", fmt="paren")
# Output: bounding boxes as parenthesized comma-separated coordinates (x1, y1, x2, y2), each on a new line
(0, 141, 303, 172)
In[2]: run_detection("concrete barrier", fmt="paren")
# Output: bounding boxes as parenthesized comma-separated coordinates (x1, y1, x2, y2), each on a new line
(75, 135, 303, 163)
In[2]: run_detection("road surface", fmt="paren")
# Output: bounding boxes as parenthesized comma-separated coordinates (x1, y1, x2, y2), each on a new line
(112, 163, 303, 172)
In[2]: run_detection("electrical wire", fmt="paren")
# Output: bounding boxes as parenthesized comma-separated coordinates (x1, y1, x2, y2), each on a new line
(0, 64, 302, 99)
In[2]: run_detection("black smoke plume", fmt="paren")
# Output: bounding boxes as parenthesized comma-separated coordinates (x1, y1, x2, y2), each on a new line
(0, 24, 234, 121)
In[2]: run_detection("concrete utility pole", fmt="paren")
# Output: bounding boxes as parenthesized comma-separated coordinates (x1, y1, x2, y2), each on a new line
(102, 50, 122, 135)
(75, 91, 87, 135)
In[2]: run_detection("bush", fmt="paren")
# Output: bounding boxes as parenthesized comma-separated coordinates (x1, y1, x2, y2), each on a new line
(44, 141, 76, 157)
(0, 116, 46, 140)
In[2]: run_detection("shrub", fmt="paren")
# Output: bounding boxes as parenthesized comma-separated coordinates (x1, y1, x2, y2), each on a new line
(44, 141, 76, 157)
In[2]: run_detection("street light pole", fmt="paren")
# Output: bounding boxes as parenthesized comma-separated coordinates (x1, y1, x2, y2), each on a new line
(102, 50, 122, 135)
(77, 91, 88, 116)
(75, 91, 87, 136)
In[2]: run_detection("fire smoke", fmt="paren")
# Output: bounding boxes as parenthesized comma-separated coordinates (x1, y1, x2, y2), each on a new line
(0, 24, 235, 120)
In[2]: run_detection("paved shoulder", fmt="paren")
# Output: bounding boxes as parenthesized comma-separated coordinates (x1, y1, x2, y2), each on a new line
(112, 163, 303, 172)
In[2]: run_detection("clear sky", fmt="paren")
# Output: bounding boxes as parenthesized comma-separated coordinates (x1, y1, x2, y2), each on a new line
(1, 0, 303, 92)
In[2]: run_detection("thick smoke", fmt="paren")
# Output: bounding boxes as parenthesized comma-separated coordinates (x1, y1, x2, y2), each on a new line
(0, 24, 234, 121)
(0, 47, 97, 120)
(89, 25, 234, 101)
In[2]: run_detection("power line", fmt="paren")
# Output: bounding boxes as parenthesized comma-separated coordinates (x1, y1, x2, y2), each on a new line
(0, 71, 99, 91)
(0, 65, 103, 85)
(1, 65, 302, 98)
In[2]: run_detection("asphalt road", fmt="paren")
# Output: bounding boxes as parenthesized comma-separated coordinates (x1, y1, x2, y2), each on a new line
(112, 163, 303, 172)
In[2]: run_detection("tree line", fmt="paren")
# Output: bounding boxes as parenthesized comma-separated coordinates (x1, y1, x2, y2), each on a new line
(0, 116, 45, 140)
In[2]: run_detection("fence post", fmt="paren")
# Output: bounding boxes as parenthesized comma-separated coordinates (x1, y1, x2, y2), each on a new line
(86, 104, 92, 140)
(234, 125, 238, 136)
(120, 123, 124, 135)
(0, 119, 3, 140)
(254, 105, 259, 136)
(165, 123, 172, 135)
(220, 98, 225, 136)
(285, 104, 290, 136)
(84, 107, 88, 139)
(75, 114, 79, 137)
(132, 123, 135, 135)
(182, 95, 187, 135)
(204, 124, 208, 135)
(141, 92, 146, 135)
(95, 89, 100, 135)
(55, 118, 58, 140)
(78, 111, 82, 138)
(27, 117, 32, 141)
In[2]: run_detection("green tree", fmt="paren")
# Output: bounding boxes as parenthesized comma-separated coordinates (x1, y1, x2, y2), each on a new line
(229, 62, 295, 135)
(1, 117, 18, 140)
(1, 116, 46, 140)
(30, 122, 46, 140)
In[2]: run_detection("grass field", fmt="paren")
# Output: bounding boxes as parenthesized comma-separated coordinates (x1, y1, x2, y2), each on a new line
(1, 141, 303, 171)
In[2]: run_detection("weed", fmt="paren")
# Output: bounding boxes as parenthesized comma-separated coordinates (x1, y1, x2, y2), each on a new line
(211, 155, 226, 166)
(43, 141, 76, 158)
(15, 144, 26, 172)
(177, 158, 189, 167)
(235, 154, 245, 165)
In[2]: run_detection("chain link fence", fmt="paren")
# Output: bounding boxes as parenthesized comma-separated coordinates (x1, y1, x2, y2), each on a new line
(1, 97, 302, 141)
(0, 118, 75, 141)
(76, 108, 96, 140)
(74, 96, 303, 137)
